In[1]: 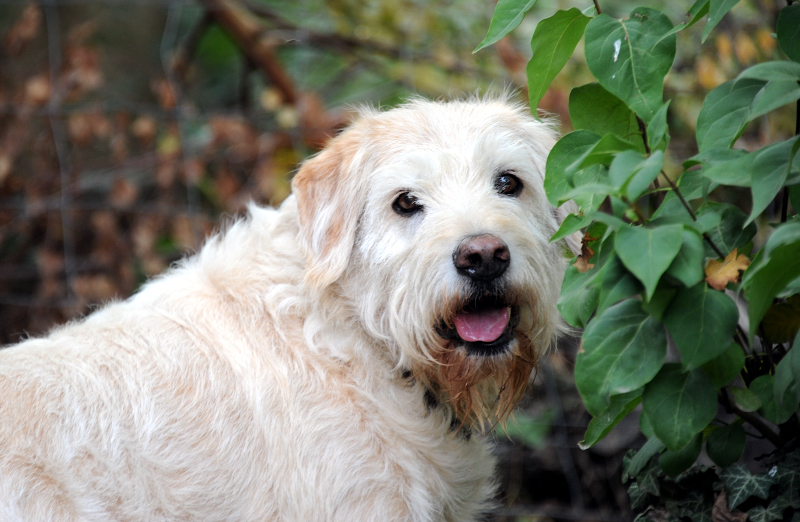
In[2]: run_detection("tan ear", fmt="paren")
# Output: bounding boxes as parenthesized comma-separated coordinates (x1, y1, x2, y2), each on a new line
(554, 200, 583, 257)
(292, 132, 365, 291)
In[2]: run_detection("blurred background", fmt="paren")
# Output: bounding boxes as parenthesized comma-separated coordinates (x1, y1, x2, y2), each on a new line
(0, 0, 791, 519)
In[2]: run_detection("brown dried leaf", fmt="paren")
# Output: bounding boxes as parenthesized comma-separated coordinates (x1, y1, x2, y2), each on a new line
(705, 248, 751, 290)
(712, 490, 747, 522)
(573, 231, 597, 273)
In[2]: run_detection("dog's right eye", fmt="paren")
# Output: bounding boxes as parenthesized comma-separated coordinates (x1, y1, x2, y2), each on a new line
(392, 192, 422, 216)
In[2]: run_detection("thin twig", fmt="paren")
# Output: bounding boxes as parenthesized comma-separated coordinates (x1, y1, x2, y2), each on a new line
(593, 0, 603, 14)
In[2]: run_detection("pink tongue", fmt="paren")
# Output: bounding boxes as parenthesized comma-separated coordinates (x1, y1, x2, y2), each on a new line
(453, 307, 510, 343)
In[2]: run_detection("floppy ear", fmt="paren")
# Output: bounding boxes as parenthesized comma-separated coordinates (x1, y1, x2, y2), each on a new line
(291, 132, 365, 291)
(554, 200, 583, 257)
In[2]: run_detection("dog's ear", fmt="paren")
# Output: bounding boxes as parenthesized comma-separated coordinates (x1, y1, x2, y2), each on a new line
(554, 200, 583, 257)
(292, 132, 365, 291)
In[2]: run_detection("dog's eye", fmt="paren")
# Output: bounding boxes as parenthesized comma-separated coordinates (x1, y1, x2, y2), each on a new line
(495, 172, 523, 197)
(392, 192, 423, 216)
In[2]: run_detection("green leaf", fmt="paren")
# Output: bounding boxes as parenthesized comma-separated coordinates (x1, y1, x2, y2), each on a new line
(763, 294, 800, 344)
(642, 364, 717, 451)
(609, 150, 664, 201)
(579, 134, 641, 169)
(706, 423, 746, 467)
(750, 80, 800, 120)
(775, 333, 800, 409)
(665, 228, 706, 288)
(739, 61, 800, 81)
(558, 264, 600, 328)
(579, 389, 642, 449)
(748, 497, 791, 522)
(584, 8, 676, 124)
(702, 0, 740, 42)
(663, 283, 739, 370)
(569, 165, 611, 212)
(747, 135, 800, 225)
(569, 83, 643, 146)
(640, 282, 676, 323)
(696, 78, 766, 152)
(527, 9, 591, 109)
(772, 450, 800, 508)
(742, 221, 800, 339)
(474, 0, 538, 52)
(659, 432, 702, 476)
(551, 212, 590, 243)
(697, 202, 756, 257)
(662, 0, 709, 38)
(646, 101, 670, 152)
(615, 224, 683, 301)
(623, 437, 665, 482)
(575, 299, 667, 416)
(720, 463, 774, 509)
(730, 386, 762, 412)
(751, 375, 796, 425)
(777, 3, 800, 62)
(701, 343, 745, 388)
(595, 255, 641, 315)
(545, 130, 602, 206)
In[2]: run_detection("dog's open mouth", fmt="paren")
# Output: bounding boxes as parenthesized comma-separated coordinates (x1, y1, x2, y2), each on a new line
(436, 298, 521, 356)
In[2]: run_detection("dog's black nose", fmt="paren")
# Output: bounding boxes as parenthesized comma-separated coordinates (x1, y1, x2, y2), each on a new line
(453, 234, 510, 281)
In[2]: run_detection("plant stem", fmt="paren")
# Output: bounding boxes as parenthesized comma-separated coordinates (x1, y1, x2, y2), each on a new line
(660, 172, 727, 259)
(593, 0, 602, 14)
(722, 390, 783, 447)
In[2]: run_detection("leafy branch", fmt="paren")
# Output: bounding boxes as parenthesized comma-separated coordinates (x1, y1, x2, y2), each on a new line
(478, 0, 800, 519)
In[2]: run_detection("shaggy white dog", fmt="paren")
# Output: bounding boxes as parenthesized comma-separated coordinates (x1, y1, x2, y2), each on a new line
(0, 98, 577, 521)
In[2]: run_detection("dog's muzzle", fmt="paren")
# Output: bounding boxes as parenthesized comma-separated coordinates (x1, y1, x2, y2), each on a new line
(437, 234, 519, 356)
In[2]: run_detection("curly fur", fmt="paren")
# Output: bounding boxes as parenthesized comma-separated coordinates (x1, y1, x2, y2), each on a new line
(0, 97, 578, 521)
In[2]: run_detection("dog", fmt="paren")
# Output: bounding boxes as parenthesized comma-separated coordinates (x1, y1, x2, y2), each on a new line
(0, 97, 579, 521)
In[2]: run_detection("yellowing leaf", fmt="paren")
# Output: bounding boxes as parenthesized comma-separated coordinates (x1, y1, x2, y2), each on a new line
(705, 248, 751, 290)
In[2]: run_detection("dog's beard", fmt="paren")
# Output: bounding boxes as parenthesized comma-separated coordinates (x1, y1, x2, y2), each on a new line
(414, 284, 542, 427)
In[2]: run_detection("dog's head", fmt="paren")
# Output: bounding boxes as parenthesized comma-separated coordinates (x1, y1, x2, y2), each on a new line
(292, 97, 579, 425)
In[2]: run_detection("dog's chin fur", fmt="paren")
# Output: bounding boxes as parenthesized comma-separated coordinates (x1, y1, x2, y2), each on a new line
(0, 96, 578, 521)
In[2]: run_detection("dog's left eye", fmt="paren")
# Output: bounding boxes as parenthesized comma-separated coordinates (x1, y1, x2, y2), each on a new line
(393, 192, 423, 215)
(495, 172, 523, 197)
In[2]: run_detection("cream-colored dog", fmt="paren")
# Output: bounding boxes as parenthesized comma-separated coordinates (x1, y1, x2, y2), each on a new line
(0, 98, 577, 521)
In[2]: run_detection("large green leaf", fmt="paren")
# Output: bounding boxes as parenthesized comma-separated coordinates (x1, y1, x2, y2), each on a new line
(623, 437, 665, 482)
(706, 423, 746, 467)
(584, 8, 676, 124)
(578, 134, 641, 169)
(545, 130, 602, 206)
(702, 0, 740, 42)
(615, 224, 683, 300)
(663, 283, 739, 370)
(474, 0, 538, 52)
(777, 3, 800, 62)
(742, 221, 800, 339)
(527, 9, 591, 109)
(575, 299, 667, 416)
(659, 432, 702, 476)
(739, 61, 800, 81)
(696, 78, 765, 152)
(579, 389, 642, 449)
(569, 83, 643, 147)
(750, 80, 800, 120)
(642, 364, 717, 451)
